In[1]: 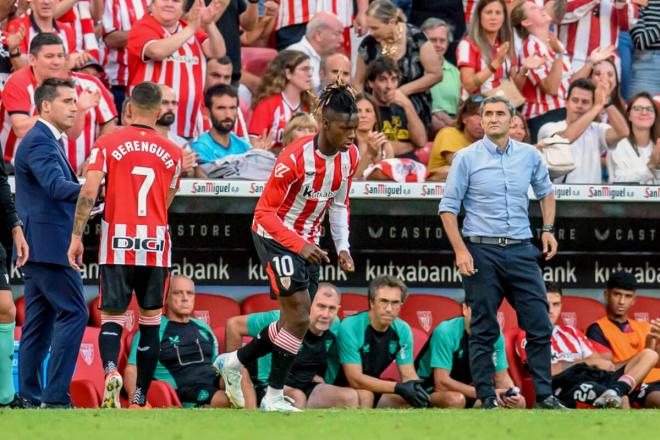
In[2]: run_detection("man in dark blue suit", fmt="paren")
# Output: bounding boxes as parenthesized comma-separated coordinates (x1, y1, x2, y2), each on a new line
(14, 77, 88, 408)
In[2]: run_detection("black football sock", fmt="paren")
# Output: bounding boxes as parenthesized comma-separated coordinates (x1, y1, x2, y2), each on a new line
(133, 323, 160, 406)
(267, 346, 298, 390)
(237, 322, 276, 365)
(99, 322, 123, 374)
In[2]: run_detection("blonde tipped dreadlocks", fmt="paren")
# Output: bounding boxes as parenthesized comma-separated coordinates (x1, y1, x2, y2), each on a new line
(314, 76, 358, 121)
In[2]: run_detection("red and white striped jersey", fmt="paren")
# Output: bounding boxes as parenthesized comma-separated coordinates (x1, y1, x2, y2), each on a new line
(456, 36, 513, 95)
(65, 72, 118, 170)
(248, 93, 308, 151)
(519, 35, 571, 120)
(88, 125, 183, 267)
(277, 0, 353, 30)
(0, 67, 38, 163)
(516, 325, 595, 364)
(127, 15, 207, 139)
(102, 0, 150, 87)
(559, 0, 637, 70)
(0, 68, 117, 169)
(6, 13, 77, 56)
(58, 0, 100, 60)
(464, 0, 477, 25)
(252, 135, 359, 254)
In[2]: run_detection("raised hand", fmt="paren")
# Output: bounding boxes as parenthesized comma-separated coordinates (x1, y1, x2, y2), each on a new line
(252, 129, 274, 150)
(263, 0, 279, 18)
(494, 42, 510, 67)
(547, 33, 565, 54)
(6, 23, 25, 52)
(522, 54, 549, 70)
(366, 131, 387, 158)
(589, 45, 616, 64)
(77, 87, 101, 111)
(594, 80, 609, 109)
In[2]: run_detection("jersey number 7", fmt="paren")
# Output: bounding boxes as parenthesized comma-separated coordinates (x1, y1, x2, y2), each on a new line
(132, 166, 155, 217)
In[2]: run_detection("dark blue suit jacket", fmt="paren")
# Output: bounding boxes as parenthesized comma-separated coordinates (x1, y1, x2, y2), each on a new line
(15, 120, 81, 267)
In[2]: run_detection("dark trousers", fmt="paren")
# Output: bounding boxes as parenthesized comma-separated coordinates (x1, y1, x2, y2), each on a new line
(527, 108, 566, 143)
(111, 86, 127, 125)
(462, 242, 553, 400)
(275, 24, 307, 51)
(18, 262, 87, 404)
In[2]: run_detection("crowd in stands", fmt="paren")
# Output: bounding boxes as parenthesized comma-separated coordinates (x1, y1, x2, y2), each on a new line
(2, 0, 660, 184)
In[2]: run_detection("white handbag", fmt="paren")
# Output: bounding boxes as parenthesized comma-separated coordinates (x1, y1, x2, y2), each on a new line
(539, 134, 575, 180)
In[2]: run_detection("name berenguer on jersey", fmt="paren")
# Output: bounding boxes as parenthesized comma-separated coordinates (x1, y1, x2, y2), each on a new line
(110, 140, 177, 169)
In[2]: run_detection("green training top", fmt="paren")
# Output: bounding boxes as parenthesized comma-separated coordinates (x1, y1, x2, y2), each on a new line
(246, 310, 341, 389)
(416, 316, 507, 384)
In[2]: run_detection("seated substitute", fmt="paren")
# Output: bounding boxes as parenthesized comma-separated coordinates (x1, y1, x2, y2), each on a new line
(124, 275, 255, 408)
(585, 272, 660, 408)
(416, 302, 525, 408)
(225, 283, 358, 409)
(336, 275, 429, 409)
(516, 283, 659, 409)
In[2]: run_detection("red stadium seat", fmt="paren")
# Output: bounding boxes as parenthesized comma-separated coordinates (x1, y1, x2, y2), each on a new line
(88, 295, 142, 333)
(630, 296, 660, 322)
(241, 47, 278, 77)
(70, 327, 104, 408)
(380, 327, 429, 382)
(14, 325, 21, 339)
(339, 293, 369, 319)
(189, 293, 241, 329)
(213, 326, 226, 354)
(241, 293, 278, 315)
(399, 294, 462, 335)
(503, 328, 534, 408)
(15, 295, 25, 326)
(560, 296, 606, 332)
(498, 299, 518, 330)
(70, 326, 128, 408)
(148, 380, 183, 408)
(414, 142, 433, 166)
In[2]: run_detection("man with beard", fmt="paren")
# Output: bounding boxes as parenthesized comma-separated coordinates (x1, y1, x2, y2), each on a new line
(190, 84, 251, 167)
(365, 57, 426, 159)
(154, 85, 198, 176)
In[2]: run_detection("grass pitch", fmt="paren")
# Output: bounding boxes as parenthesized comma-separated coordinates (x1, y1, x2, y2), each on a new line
(3, 409, 660, 440)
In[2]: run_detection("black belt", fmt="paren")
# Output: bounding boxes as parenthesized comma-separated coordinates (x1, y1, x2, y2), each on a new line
(466, 236, 530, 247)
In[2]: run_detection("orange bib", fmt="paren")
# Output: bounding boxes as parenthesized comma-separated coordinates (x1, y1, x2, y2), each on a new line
(596, 317, 660, 383)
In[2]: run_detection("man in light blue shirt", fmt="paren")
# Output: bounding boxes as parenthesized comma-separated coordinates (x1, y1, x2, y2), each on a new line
(439, 95, 565, 410)
(191, 84, 251, 166)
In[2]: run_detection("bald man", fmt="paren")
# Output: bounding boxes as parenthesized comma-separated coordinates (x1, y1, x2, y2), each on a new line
(286, 12, 344, 90)
(319, 52, 352, 92)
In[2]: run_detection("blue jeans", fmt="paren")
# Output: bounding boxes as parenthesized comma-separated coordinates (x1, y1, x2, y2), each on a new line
(618, 32, 633, 101)
(631, 49, 660, 97)
(461, 242, 553, 401)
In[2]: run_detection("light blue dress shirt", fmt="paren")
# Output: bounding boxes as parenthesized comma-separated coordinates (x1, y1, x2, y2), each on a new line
(438, 136, 553, 239)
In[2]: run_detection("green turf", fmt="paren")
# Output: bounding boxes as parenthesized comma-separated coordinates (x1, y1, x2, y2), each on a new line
(2, 409, 660, 440)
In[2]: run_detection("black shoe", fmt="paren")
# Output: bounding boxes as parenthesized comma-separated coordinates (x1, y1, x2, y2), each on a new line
(481, 396, 499, 409)
(0, 395, 37, 409)
(40, 402, 74, 409)
(534, 395, 569, 410)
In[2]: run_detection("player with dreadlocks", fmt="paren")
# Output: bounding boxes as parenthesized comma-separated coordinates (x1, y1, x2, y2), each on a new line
(214, 80, 360, 412)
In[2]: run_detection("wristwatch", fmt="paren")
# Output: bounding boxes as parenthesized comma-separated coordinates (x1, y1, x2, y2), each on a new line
(11, 219, 24, 229)
(542, 225, 555, 234)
